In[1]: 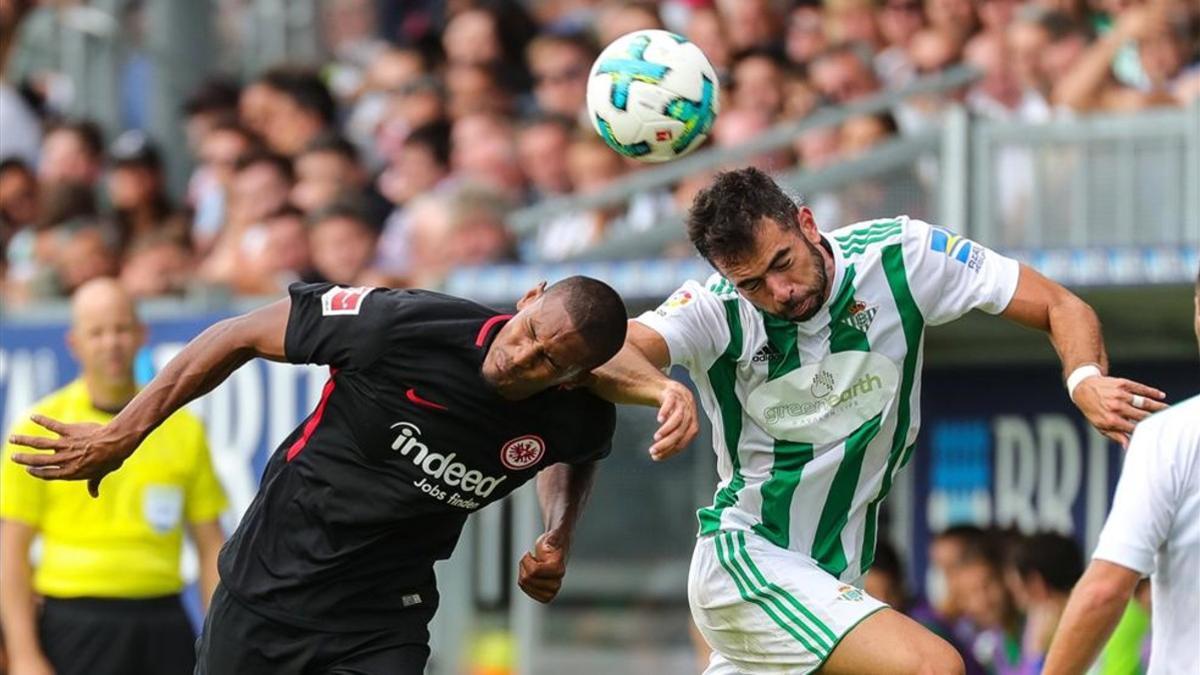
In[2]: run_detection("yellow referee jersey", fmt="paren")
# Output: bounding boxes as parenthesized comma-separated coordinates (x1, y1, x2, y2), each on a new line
(0, 379, 228, 599)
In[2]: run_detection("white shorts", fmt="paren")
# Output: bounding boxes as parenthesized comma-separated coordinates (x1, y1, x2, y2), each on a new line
(689, 530, 887, 674)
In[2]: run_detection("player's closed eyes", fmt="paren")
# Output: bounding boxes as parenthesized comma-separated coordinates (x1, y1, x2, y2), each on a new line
(741, 254, 794, 293)
(527, 320, 561, 372)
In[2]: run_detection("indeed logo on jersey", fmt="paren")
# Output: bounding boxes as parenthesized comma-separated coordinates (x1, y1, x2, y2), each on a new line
(746, 351, 900, 444)
(391, 422, 506, 508)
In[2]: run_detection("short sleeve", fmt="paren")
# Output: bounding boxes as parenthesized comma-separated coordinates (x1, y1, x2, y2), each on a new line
(900, 219, 1020, 326)
(284, 282, 395, 371)
(1091, 421, 1178, 575)
(0, 416, 48, 527)
(182, 418, 228, 524)
(634, 279, 733, 372)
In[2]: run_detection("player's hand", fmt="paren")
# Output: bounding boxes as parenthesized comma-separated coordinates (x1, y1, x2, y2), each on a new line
(650, 380, 699, 461)
(8, 414, 135, 497)
(1071, 376, 1167, 448)
(518, 532, 568, 603)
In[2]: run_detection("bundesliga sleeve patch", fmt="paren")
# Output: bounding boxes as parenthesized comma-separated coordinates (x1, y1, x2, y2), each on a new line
(321, 286, 374, 316)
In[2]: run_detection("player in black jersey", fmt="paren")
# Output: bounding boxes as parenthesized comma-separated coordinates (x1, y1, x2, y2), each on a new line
(8, 276, 643, 674)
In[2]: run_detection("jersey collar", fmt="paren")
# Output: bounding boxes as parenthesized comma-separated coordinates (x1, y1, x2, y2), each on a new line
(475, 313, 513, 349)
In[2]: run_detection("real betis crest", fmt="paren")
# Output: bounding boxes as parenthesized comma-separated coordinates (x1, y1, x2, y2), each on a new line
(841, 299, 877, 333)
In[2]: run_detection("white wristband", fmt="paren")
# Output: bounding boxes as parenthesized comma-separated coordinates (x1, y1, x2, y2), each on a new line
(1066, 364, 1102, 400)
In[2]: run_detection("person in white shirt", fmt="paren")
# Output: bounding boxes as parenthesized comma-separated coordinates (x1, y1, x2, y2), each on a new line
(1044, 270, 1200, 675)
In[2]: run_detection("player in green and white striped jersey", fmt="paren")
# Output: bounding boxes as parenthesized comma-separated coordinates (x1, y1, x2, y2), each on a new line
(593, 168, 1168, 675)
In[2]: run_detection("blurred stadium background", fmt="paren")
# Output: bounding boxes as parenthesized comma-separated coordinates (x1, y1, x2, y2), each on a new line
(0, 0, 1197, 673)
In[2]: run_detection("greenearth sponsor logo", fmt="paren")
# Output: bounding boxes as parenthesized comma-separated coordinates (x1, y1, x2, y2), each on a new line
(745, 351, 900, 445)
(763, 372, 886, 424)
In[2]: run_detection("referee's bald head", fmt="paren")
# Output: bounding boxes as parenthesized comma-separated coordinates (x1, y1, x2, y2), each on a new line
(69, 278, 145, 386)
(71, 278, 137, 325)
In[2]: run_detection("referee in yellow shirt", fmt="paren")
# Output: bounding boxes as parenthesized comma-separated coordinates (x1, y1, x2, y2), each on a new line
(0, 279, 227, 675)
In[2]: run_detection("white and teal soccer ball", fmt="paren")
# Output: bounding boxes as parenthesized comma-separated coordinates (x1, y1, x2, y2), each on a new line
(586, 29, 720, 163)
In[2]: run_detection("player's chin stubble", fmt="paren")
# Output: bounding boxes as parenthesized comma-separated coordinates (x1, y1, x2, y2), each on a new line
(783, 238, 829, 322)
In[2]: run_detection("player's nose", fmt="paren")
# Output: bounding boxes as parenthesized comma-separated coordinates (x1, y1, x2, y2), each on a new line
(511, 342, 538, 371)
(766, 276, 792, 307)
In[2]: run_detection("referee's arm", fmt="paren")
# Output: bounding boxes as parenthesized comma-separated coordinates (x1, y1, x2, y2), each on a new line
(8, 298, 292, 496)
(0, 519, 51, 674)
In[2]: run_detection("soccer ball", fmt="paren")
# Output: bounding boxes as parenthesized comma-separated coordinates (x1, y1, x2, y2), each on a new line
(586, 29, 720, 163)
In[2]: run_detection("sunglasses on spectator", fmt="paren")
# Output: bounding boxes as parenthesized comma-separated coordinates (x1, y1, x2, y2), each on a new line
(534, 64, 588, 86)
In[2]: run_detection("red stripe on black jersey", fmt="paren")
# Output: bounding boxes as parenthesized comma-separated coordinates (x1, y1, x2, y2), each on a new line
(475, 314, 513, 347)
(286, 370, 338, 461)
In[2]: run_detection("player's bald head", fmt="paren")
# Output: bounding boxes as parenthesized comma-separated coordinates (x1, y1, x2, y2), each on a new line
(71, 277, 139, 329)
(485, 276, 627, 400)
(542, 276, 628, 369)
(67, 277, 144, 388)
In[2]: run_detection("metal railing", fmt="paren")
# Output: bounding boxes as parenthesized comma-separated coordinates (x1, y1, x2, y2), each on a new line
(508, 82, 1200, 264)
(970, 105, 1200, 248)
(507, 65, 982, 239)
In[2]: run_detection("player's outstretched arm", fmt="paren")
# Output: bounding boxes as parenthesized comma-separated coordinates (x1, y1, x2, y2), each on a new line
(8, 298, 292, 496)
(1000, 265, 1167, 446)
(518, 461, 599, 603)
(1042, 560, 1141, 675)
(588, 321, 699, 461)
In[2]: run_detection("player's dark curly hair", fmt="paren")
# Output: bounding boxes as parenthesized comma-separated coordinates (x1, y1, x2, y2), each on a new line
(545, 276, 627, 370)
(687, 167, 801, 265)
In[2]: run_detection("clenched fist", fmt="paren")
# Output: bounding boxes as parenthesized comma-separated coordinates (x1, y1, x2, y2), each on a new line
(518, 532, 568, 603)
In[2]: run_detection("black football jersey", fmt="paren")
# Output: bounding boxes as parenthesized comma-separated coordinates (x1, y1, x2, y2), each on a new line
(217, 283, 615, 632)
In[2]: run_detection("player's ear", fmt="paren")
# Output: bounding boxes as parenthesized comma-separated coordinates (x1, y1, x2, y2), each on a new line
(797, 206, 820, 243)
(516, 281, 547, 311)
(65, 328, 79, 360)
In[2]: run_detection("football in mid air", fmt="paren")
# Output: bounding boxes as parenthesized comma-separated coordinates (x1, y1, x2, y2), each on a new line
(586, 29, 720, 163)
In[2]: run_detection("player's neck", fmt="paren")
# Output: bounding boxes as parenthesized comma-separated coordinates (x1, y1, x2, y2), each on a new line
(817, 235, 835, 303)
(84, 377, 138, 414)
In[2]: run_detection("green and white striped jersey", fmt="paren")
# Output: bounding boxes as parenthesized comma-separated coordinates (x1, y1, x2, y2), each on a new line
(637, 217, 1020, 582)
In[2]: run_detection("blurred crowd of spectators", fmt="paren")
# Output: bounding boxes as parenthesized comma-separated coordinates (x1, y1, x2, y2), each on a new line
(1, 0, 1197, 306)
(866, 526, 1149, 675)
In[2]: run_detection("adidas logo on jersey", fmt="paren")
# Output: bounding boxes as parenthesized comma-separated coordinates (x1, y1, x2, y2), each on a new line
(752, 343, 782, 363)
(841, 300, 877, 333)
